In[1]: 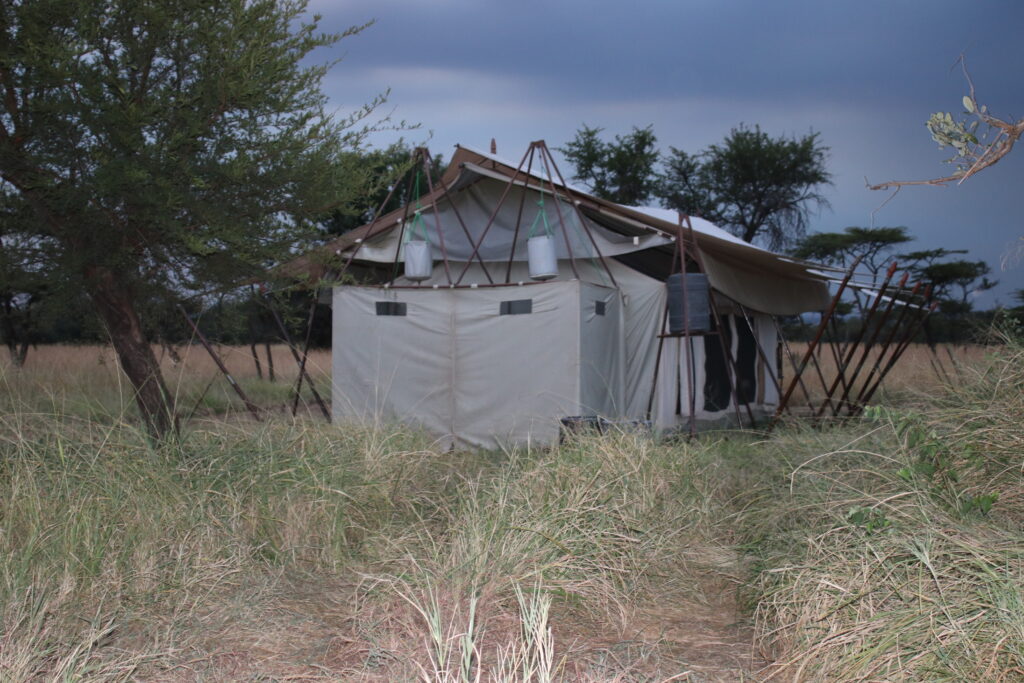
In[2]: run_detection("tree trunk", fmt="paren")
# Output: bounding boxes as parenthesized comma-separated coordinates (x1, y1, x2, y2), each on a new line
(85, 266, 178, 439)
(1, 304, 24, 366)
(15, 340, 29, 367)
(247, 315, 263, 379)
(264, 341, 275, 382)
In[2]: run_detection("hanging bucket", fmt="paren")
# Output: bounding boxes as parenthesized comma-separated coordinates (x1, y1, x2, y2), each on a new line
(667, 273, 710, 334)
(527, 235, 558, 281)
(403, 240, 433, 282)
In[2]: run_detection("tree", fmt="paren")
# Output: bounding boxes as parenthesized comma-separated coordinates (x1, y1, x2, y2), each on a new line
(0, 0, 383, 437)
(0, 233, 44, 367)
(790, 226, 912, 318)
(659, 125, 832, 250)
(320, 141, 447, 237)
(900, 249, 996, 315)
(558, 125, 659, 205)
(791, 226, 912, 282)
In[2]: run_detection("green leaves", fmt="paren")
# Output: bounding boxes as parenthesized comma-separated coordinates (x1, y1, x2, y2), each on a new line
(659, 124, 832, 250)
(558, 125, 660, 205)
(559, 123, 832, 250)
(927, 111, 980, 166)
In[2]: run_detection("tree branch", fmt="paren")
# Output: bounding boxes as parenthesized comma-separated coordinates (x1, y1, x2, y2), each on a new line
(867, 57, 1024, 191)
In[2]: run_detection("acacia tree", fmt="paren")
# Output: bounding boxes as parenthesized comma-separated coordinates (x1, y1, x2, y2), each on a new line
(659, 125, 832, 250)
(900, 249, 996, 313)
(791, 227, 913, 281)
(0, 0, 382, 437)
(558, 125, 660, 205)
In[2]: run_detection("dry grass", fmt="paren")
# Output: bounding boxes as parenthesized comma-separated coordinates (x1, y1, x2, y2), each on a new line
(744, 338, 1024, 681)
(2, 338, 1020, 680)
(780, 342, 989, 412)
(0, 345, 759, 681)
(0, 343, 331, 421)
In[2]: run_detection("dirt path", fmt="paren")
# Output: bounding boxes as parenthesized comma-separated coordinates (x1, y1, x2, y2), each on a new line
(137, 575, 762, 681)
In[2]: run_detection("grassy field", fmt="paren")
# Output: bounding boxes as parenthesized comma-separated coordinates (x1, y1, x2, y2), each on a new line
(0, 340, 1021, 680)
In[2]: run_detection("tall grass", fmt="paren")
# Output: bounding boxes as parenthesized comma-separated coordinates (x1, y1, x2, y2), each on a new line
(3, 338, 1019, 679)
(743, 339, 1024, 680)
(0, 394, 733, 679)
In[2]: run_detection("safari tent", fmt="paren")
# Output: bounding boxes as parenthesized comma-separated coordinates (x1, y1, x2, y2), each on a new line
(297, 142, 838, 449)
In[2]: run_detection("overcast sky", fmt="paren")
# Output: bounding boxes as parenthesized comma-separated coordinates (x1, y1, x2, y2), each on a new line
(310, 0, 1024, 308)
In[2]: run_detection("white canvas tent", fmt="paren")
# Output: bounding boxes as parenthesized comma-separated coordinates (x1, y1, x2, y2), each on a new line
(303, 144, 833, 449)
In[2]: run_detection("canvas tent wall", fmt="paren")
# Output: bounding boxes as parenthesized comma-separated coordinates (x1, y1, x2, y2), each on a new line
(314, 144, 832, 448)
(333, 278, 622, 449)
(333, 257, 783, 448)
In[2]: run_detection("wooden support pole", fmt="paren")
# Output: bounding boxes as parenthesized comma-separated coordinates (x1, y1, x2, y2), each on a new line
(815, 262, 899, 417)
(177, 305, 262, 421)
(852, 280, 923, 409)
(831, 271, 910, 416)
(772, 254, 864, 423)
(290, 292, 322, 418)
(264, 298, 331, 420)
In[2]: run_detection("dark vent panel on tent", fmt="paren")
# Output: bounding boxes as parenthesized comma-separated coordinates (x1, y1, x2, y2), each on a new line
(499, 299, 533, 315)
(375, 301, 407, 316)
(595, 301, 606, 316)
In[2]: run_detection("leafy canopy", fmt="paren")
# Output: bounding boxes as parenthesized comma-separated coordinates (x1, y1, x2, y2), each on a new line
(0, 0, 382, 293)
(791, 226, 912, 278)
(559, 123, 832, 250)
(0, 0, 386, 436)
(659, 125, 831, 250)
(557, 125, 659, 205)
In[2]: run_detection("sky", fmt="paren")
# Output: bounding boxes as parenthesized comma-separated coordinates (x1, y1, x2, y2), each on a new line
(308, 0, 1024, 309)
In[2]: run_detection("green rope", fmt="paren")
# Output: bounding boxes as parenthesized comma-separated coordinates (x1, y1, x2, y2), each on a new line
(527, 196, 552, 239)
(404, 170, 428, 243)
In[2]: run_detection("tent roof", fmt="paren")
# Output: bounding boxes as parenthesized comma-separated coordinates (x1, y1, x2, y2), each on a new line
(283, 144, 833, 312)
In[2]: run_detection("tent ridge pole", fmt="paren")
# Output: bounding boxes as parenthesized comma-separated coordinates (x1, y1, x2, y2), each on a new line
(537, 142, 618, 288)
(504, 147, 538, 283)
(454, 145, 536, 285)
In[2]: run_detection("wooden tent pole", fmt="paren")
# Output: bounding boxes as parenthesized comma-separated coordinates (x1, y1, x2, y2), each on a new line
(852, 280, 923, 408)
(263, 298, 330, 420)
(531, 142, 581, 281)
(537, 142, 618, 288)
(814, 262, 899, 417)
(831, 271, 910, 416)
(454, 145, 536, 285)
(418, 148, 495, 283)
(858, 293, 938, 409)
(504, 147, 538, 283)
(772, 254, 864, 422)
(683, 216, 753, 427)
(290, 291, 321, 418)
(676, 218, 697, 437)
(177, 305, 262, 421)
